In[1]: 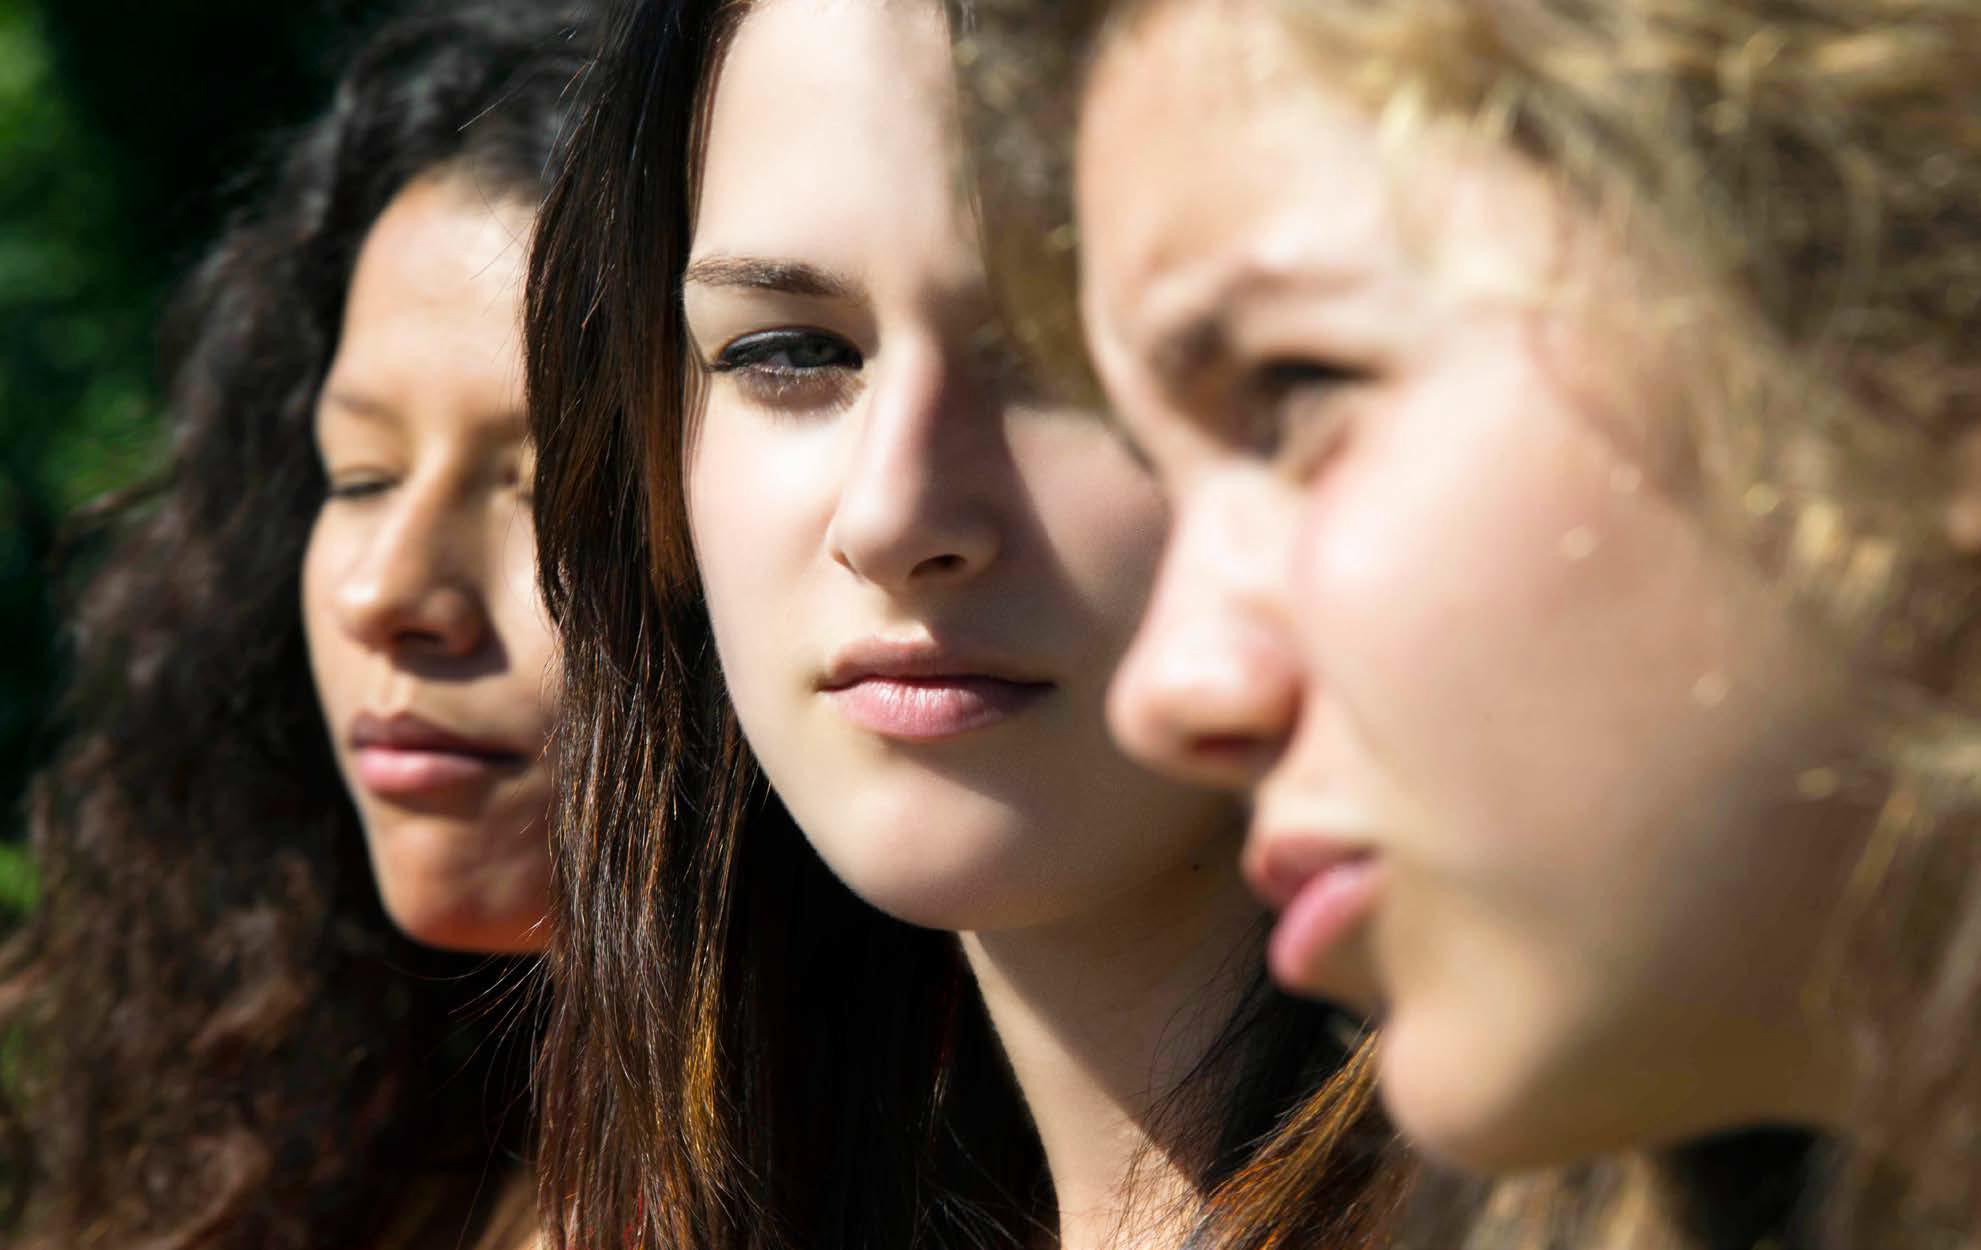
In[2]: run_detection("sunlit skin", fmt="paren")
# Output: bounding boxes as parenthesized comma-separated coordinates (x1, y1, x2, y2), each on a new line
(683, 0, 1240, 935)
(1076, 0, 1865, 1170)
(680, 2, 1259, 1244)
(302, 173, 557, 955)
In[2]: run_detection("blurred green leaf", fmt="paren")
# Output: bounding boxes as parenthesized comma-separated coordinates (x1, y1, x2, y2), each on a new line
(0, 841, 32, 920)
(0, 0, 387, 849)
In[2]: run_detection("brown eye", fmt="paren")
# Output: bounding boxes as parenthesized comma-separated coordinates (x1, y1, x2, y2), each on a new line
(1252, 358, 1360, 411)
(1240, 359, 1364, 474)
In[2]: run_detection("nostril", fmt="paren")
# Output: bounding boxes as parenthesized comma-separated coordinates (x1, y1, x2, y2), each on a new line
(912, 552, 968, 578)
(1180, 732, 1282, 785)
(396, 624, 456, 653)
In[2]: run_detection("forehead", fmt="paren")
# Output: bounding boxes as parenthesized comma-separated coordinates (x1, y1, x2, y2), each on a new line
(323, 178, 530, 423)
(692, 0, 966, 269)
(1076, 3, 1392, 322)
(338, 178, 529, 362)
(345, 177, 531, 324)
(1076, 1, 1586, 365)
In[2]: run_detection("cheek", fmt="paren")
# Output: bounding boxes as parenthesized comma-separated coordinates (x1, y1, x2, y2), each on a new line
(1291, 363, 1752, 885)
(683, 416, 761, 629)
(687, 404, 840, 574)
(298, 516, 349, 709)
(1296, 370, 1842, 1048)
(496, 519, 560, 709)
(683, 411, 827, 711)
(1290, 405, 1593, 812)
(1008, 420, 1168, 633)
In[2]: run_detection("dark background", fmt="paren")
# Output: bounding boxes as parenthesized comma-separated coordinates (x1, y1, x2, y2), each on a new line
(0, 0, 395, 917)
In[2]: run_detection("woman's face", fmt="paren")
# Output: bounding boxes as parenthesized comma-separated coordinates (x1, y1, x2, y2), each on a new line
(302, 175, 557, 954)
(1076, 0, 1863, 1168)
(682, 0, 1240, 933)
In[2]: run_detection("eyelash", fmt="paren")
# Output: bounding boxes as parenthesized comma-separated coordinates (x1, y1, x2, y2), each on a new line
(323, 475, 395, 503)
(709, 328, 863, 411)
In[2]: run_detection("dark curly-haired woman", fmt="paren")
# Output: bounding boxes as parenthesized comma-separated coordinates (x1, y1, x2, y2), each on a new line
(0, 2, 597, 1247)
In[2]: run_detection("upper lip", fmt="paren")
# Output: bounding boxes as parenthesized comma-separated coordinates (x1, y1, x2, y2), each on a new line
(820, 635, 1056, 691)
(1243, 827, 1377, 911)
(348, 710, 528, 760)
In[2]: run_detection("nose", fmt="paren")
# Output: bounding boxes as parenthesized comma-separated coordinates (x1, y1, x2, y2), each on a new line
(826, 346, 1002, 589)
(1108, 475, 1302, 790)
(333, 481, 487, 658)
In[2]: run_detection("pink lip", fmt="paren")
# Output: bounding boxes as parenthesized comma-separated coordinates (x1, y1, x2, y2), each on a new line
(826, 677, 1051, 740)
(821, 637, 1055, 742)
(348, 711, 528, 797)
(1246, 835, 1382, 990)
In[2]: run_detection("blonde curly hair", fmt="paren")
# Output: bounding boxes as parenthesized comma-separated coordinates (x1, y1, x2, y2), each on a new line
(950, 1, 1981, 1246)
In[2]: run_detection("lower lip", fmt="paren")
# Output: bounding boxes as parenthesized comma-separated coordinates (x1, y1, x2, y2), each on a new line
(1267, 855, 1382, 990)
(825, 677, 1052, 741)
(354, 746, 517, 796)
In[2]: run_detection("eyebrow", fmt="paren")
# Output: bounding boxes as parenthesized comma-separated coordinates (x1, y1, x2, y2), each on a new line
(318, 388, 527, 440)
(1142, 262, 1364, 391)
(318, 388, 400, 424)
(681, 254, 862, 301)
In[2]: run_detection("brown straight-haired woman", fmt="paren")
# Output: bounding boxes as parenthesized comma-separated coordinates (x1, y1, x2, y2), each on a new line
(523, 1, 1408, 1247)
(954, 1, 1981, 1248)
(0, 3, 597, 1246)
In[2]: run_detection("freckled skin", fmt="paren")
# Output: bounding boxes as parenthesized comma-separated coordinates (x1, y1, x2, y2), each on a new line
(1079, 0, 1864, 1169)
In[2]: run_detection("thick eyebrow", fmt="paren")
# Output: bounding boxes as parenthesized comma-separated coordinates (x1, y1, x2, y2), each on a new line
(681, 254, 862, 301)
(1140, 261, 1364, 393)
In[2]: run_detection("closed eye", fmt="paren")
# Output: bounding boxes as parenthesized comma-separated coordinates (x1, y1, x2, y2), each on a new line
(710, 328, 863, 412)
(323, 473, 397, 503)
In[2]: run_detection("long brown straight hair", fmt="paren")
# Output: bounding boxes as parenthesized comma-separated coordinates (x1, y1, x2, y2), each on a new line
(524, 1, 1407, 1247)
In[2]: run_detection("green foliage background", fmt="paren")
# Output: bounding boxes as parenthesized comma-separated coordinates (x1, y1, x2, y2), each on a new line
(0, 0, 390, 923)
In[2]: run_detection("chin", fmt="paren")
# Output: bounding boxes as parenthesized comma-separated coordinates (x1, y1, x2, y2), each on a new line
(807, 829, 1075, 932)
(1376, 1006, 1555, 1173)
(380, 887, 549, 954)
(798, 806, 1138, 935)
(363, 817, 551, 955)
(1379, 1006, 1663, 1174)
(842, 875, 1088, 933)
(774, 746, 1240, 934)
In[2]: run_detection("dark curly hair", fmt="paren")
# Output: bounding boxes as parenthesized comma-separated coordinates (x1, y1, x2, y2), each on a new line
(0, 2, 598, 1246)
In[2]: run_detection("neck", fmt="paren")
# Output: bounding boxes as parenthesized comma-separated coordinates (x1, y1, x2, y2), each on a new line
(482, 1165, 543, 1250)
(961, 845, 1265, 1250)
